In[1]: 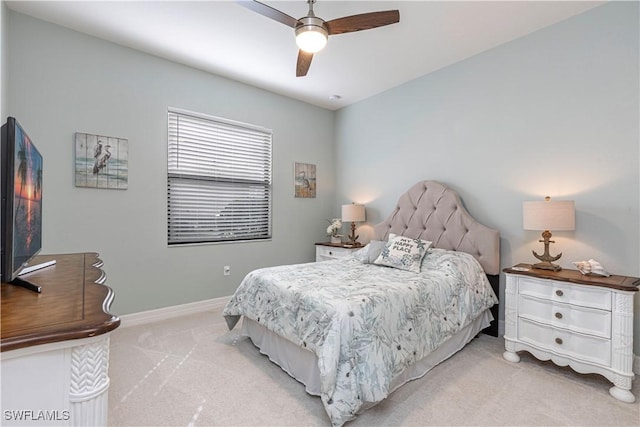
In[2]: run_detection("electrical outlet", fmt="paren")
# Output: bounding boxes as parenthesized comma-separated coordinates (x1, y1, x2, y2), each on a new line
(224, 266, 231, 276)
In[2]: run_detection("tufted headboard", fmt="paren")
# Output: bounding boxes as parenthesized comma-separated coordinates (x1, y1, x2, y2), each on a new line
(372, 180, 500, 275)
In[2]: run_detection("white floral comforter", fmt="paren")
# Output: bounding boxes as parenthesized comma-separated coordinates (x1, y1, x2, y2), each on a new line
(223, 248, 498, 426)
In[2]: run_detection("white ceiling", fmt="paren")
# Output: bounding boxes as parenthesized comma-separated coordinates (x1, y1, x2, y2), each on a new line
(7, 1, 604, 110)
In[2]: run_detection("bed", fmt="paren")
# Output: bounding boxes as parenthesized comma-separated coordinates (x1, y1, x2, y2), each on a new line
(223, 180, 500, 426)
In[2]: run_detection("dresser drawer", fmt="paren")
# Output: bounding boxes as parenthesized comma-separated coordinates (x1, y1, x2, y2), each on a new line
(519, 277, 612, 311)
(315, 245, 356, 261)
(518, 294, 611, 339)
(518, 318, 611, 366)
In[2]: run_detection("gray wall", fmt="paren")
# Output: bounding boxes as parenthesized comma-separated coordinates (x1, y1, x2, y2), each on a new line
(335, 2, 640, 352)
(4, 3, 640, 355)
(6, 11, 336, 315)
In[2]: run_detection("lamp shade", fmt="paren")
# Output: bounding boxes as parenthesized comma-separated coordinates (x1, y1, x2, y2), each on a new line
(523, 199, 575, 231)
(341, 204, 365, 222)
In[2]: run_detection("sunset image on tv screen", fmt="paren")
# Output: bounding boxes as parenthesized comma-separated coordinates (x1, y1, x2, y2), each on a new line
(12, 126, 43, 272)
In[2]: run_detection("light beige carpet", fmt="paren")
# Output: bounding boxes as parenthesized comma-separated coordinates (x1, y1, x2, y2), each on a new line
(108, 309, 640, 426)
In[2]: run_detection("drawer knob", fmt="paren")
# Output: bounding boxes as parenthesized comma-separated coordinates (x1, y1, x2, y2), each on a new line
(555, 290, 564, 297)
(329, 251, 333, 255)
(555, 337, 563, 345)
(555, 312, 563, 319)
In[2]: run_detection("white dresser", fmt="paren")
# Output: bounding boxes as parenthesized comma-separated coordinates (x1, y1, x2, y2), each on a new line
(315, 242, 360, 262)
(1, 253, 120, 426)
(503, 264, 639, 403)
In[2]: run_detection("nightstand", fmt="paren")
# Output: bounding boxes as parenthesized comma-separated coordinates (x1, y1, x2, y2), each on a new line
(503, 264, 639, 403)
(315, 242, 361, 262)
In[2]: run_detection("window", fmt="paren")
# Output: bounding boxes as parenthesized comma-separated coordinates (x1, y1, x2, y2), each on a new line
(167, 109, 272, 245)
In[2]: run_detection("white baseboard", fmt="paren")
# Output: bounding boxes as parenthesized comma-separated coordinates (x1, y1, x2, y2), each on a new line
(119, 295, 231, 328)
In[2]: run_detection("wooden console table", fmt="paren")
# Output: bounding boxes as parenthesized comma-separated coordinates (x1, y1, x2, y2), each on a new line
(1, 253, 120, 426)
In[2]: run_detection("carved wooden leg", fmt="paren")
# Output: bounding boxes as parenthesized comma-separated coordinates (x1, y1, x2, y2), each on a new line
(502, 276, 520, 364)
(609, 386, 635, 403)
(609, 373, 635, 403)
(69, 338, 111, 426)
(503, 340, 520, 363)
(608, 293, 635, 403)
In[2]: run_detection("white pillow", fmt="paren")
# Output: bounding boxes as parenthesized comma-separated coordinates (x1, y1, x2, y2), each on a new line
(374, 235, 432, 273)
(353, 240, 387, 264)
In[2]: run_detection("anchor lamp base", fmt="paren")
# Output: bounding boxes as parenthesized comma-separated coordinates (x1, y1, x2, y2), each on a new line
(531, 230, 563, 271)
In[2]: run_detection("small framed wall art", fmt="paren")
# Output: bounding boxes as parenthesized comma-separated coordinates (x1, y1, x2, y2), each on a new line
(75, 132, 128, 190)
(294, 162, 316, 198)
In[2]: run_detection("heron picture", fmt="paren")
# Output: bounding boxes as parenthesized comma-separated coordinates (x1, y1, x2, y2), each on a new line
(75, 132, 128, 189)
(294, 162, 316, 198)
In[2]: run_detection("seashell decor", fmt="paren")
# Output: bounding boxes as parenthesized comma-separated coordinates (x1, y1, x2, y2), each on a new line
(572, 259, 610, 277)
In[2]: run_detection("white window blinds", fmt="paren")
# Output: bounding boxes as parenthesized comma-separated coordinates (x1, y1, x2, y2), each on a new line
(167, 109, 272, 245)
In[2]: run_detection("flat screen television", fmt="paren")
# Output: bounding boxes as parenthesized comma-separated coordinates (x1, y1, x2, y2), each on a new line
(1, 116, 44, 291)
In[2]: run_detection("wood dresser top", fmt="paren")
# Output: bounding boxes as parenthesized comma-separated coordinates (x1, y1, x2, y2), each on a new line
(504, 263, 640, 292)
(1, 253, 120, 352)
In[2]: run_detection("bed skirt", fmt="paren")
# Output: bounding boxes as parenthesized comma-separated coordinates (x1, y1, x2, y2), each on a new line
(241, 309, 493, 402)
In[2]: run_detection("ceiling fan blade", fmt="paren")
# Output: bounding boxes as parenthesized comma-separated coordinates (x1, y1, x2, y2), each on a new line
(326, 10, 400, 35)
(296, 50, 314, 77)
(237, 0, 300, 28)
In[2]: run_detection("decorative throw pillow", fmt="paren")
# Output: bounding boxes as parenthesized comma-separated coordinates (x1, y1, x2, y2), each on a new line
(373, 235, 432, 273)
(353, 240, 387, 264)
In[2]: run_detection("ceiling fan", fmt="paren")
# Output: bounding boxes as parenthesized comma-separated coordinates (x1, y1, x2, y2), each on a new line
(238, 0, 400, 77)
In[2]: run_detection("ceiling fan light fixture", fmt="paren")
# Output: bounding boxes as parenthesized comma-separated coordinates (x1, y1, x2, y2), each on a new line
(296, 29, 327, 53)
(295, 17, 328, 53)
(240, 0, 400, 76)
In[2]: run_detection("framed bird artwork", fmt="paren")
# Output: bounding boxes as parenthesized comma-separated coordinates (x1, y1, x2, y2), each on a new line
(294, 162, 315, 198)
(75, 132, 128, 190)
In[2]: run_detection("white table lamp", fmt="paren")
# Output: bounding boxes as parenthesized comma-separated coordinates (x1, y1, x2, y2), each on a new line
(342, 204, 365, 247)
(523, 196, 575, 271)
